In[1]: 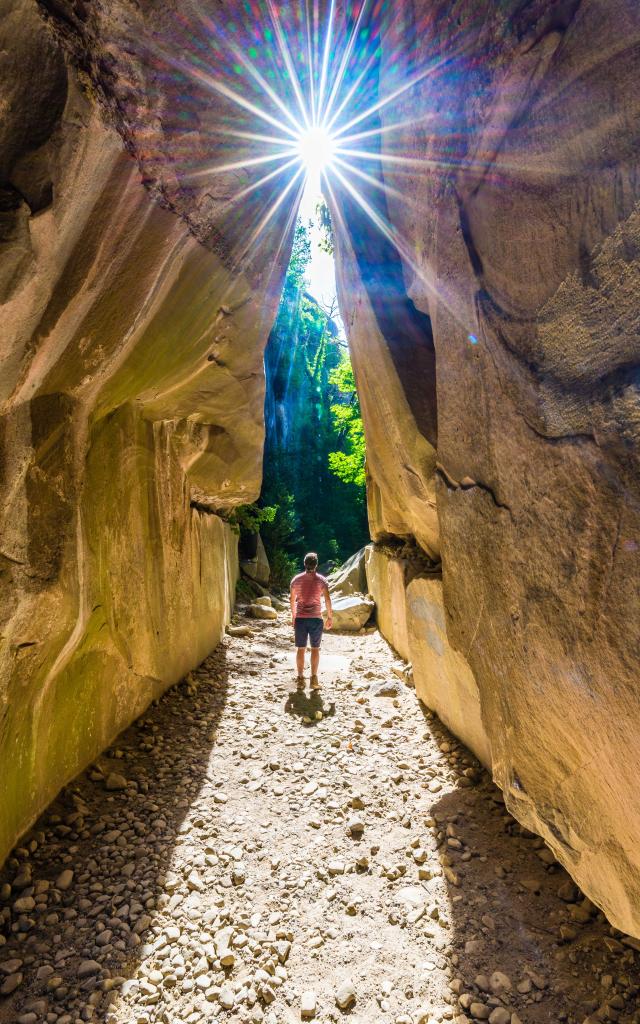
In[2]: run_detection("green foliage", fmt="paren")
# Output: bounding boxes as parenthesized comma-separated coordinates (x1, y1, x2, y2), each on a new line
(328, 355, 366, 488)
(258, 218, 369, 581)
(315, 199, 334, 255)
(287, 219, 312, 281)
(228, 503, 277, 535)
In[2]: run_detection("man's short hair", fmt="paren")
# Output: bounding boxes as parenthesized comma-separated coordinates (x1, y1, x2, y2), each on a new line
(304, 551, 318, 571)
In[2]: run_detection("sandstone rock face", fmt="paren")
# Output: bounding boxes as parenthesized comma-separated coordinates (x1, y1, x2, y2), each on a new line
(336, 0, 640, 934)
(0, 0, 291, 864)
(364, 547, 413, 662)
(366, 547, 490, 767)
(335, 233, 440, 559)
(366, 548, 490, 769)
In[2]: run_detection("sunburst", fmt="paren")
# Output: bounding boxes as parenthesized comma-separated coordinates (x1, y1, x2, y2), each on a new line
(141, 0, 454, 273)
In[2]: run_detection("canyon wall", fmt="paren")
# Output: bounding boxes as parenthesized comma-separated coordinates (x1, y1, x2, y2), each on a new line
(334, 0, 640, 935)
(0, 0, 292, 864)
(3, 0, 640, 944)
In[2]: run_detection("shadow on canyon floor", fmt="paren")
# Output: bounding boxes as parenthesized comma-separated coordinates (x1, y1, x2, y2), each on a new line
(283, 688, 336, 723)
(1, 632, 640, 1023)
(420, 706, 640, 1023)
(0, 645, 231, 1023)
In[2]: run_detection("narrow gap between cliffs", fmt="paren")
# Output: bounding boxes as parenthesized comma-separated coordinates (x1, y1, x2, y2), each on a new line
(237, 177, 370, 592)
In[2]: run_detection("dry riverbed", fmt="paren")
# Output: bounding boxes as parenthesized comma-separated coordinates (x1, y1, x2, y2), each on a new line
(1, 616, 639, 1024)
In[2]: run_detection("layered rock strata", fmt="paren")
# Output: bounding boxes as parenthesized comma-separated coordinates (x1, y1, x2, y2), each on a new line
(0, 0, 292, 864)
(335, 0, 640, 935)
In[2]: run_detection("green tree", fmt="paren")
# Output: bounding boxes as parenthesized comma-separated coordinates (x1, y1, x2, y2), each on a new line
(328, 356, 366, 488)
(315, 199, 334, 255)
(257, 218, 368, 585)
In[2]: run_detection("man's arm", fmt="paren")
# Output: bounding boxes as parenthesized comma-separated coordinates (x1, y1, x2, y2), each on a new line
(290, 586, 296, 623)
(323, 583, 333, 629)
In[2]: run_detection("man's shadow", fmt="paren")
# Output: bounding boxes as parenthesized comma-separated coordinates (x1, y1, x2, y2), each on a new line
(284, 687, 336, 722)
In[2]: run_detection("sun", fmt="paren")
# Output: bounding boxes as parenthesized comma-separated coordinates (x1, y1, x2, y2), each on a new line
(295, 124, 337, 179)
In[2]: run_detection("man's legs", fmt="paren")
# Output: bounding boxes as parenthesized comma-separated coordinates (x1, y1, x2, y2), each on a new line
(310, 646, 320, 677)
(296, 647, 306, 677)
(294, 618, 308, 687)
(309, 618, 323, 688)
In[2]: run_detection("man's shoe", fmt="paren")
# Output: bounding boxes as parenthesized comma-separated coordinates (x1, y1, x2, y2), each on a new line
(310, 675, 320, 690)
(296, 675, 305, 691)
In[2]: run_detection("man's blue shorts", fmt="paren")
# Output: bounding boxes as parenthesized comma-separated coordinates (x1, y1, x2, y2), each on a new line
(294, 617, 324, 649)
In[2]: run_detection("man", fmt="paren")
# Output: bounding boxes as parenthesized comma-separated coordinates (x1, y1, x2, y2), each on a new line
(290, 552, 333, 690)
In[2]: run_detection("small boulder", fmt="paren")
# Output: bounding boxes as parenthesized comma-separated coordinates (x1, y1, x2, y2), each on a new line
(247, 603, 278, 620)
(329, 595, 374, 632)
(328, 547, 369, 596)
(227, 624, 253, 637)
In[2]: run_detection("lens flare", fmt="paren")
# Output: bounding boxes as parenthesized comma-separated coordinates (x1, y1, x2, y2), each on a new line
(295, 124, 336, 178)
(140, 0, 481, 321)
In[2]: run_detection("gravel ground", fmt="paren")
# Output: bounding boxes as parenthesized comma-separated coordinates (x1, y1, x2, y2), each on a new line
(1, 615, 639, 1024)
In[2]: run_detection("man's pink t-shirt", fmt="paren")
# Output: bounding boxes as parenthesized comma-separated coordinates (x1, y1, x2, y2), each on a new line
(291, 571, 328, 618)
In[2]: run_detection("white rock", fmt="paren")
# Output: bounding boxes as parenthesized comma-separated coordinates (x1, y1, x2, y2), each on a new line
(335, 978, 356, 1009)
(219, 983, 235, 1009)
(301, 990, 317, 1018)
(329, 595, 374, 632)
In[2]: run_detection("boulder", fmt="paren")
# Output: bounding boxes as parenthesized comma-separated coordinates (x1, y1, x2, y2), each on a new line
(328, 546, 370, 597)
(240, 533, 271, 587)
(329, 595, 375, 632)
(247, 604, 278, 621)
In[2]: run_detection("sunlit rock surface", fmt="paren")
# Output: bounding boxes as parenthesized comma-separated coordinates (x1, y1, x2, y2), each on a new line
(335, 0, 640, 934)
(328, 546, 369, 597)
(0, 0, 290, 863)
(366, 547, 490, 770)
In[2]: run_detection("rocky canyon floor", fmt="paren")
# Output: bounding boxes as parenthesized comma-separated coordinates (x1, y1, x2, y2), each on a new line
(1, 617, 639, 1024)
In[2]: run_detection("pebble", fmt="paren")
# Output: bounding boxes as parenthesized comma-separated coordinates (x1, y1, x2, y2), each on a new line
(470, 1003, 490, 1020)
(12, 895, 35, 913)
(56, 869, 74, 891)
(0, 972, 23, 995)
(77, 960, 102, 979)
(219, 983, 235, 1009)
(335, 978, 357, 1009)
(301, 989, 317, 1018)
(488, 1010, 511, 1024)
(0, 619, 632, 1024)
(489, 971, 512, 995)
(105, 772, 128, 791)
